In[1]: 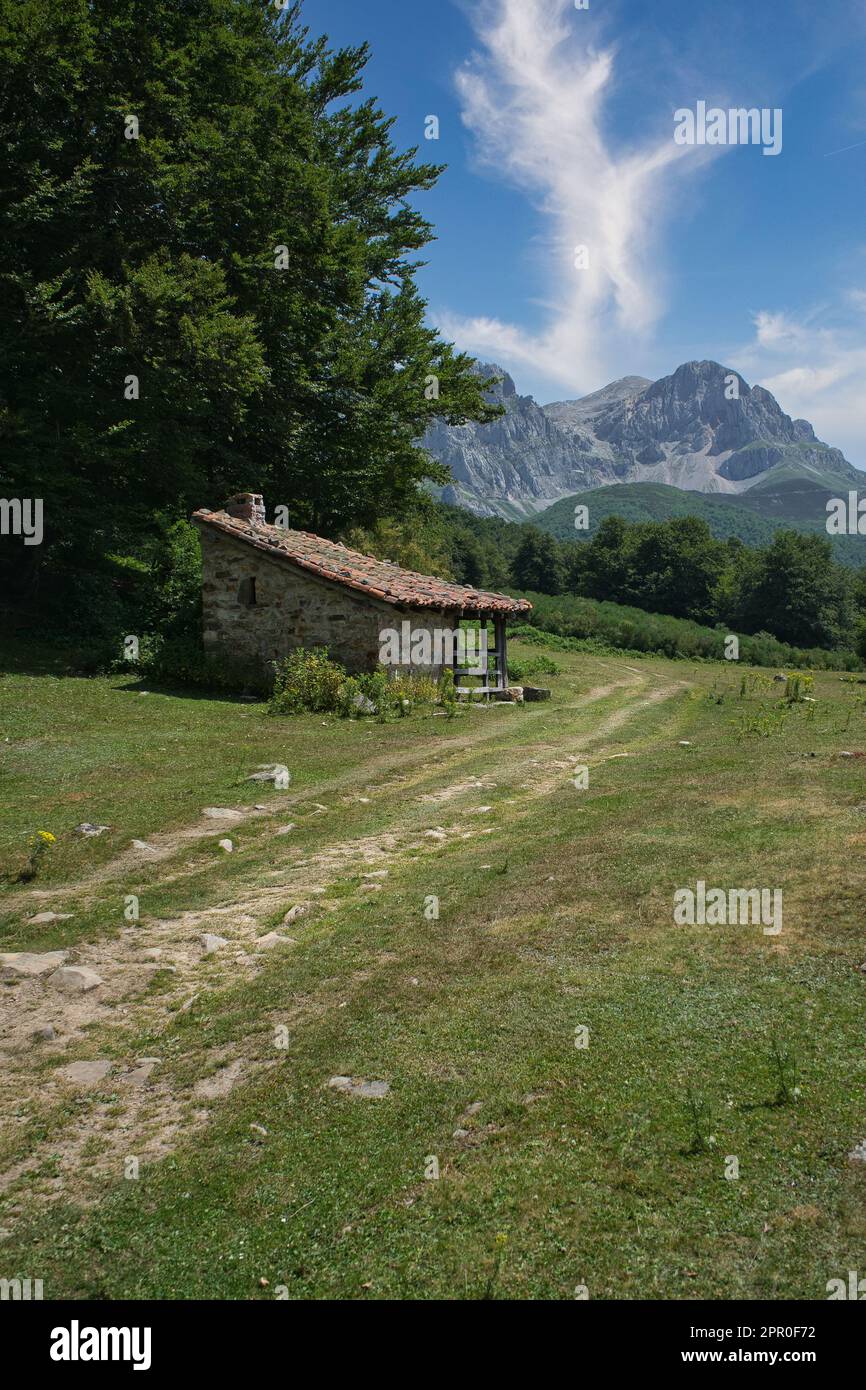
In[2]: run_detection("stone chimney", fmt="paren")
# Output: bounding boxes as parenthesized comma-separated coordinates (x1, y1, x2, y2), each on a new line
(224, 492, 265, 527)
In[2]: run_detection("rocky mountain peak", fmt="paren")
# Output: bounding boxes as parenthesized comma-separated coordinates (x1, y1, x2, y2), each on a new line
(423, 359, 857, 519)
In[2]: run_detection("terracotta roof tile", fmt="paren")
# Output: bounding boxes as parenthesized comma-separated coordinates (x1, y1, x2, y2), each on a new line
(191, 510, 532, 616)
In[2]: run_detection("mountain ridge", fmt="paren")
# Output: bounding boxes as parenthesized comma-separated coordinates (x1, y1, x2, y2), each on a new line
(423, 359, 861, 521)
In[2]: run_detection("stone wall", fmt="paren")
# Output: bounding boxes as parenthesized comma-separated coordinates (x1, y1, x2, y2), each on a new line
(196, 525, 453, 678)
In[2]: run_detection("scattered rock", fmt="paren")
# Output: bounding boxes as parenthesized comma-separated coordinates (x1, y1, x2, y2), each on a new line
(57, 1060, 112, 1087)
(424, 829, 447, 841)
(28, 911, 73, 925)
(249, 1123, 268, 1138)
(200, 933, 228, 955)
(502, 686, 524, 703)
(1, 951, 67, 980)
(471, 805, 493, 815)
(352, 693, 377, 715)
(463, 1101, 483, 1116)
(849, 1139, 866, 1164)
(123, 1059, 159, 1086)
(31, 1024, 56, 1042)
(453, 1128, 470, 1140)
(202, 807, 242, 819)
(131, 839, 156, 852)
(275, 824, 296, 835)
(142, 948, 162, 961)
(254, 804, 267, 811)
(218, 838, 233, 853)
(362, 870, 389, 879)
(678, 741, 692, 747)
(523, 686, 551, 702)
(327, 1076, 390, 1099)
(49, 965, 103, 994)
(74, 823, 111, 836)
(282, 903, 311, 925)
(256, 932, 296, 949)
(247, 764, 291, 785)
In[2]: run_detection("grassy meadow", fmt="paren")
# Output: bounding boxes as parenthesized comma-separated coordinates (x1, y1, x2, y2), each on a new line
(1, 639, 865, 1299)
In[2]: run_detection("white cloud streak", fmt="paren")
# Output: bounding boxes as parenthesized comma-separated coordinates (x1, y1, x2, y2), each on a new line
(439, 0, 707, 393)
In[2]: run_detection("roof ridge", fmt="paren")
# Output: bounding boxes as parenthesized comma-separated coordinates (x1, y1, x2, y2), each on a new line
(190, 508, 531, 616)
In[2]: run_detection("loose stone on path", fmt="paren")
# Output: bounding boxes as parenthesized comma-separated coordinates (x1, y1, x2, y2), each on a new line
(1, 951, 67, 980)
(49, 965, 103, 994)
(200, 933, 229, 955)
(57, 1060, 112, 1086)
(327, 1076, 390, 1099)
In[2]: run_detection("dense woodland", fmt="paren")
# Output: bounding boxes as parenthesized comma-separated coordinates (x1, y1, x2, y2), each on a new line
(1, 0, 865, 674)
(355, 506, 866, 661)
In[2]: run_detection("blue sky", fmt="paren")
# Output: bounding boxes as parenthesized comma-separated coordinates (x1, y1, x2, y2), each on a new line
(310, 0, 866, 465)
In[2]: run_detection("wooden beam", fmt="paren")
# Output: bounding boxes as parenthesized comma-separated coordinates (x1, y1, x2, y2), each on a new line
(495, 616, 508, 691)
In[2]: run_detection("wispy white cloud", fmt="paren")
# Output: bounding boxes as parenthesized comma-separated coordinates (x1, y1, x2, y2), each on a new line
(739, 303, 866, 468)
(438, 0, 709, 393)
(438, 0, 866, 464)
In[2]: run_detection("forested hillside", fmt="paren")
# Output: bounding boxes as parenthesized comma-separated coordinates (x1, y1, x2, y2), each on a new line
(535, 481, 866, 566)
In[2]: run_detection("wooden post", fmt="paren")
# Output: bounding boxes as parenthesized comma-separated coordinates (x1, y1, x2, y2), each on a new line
(495, 616, 507, 693)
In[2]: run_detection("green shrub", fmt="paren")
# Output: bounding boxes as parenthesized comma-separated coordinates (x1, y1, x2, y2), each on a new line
(510, 596, 860, 671)
(439, 667, 458, 718)
(270, 649, 450, 719)
(508, 654, 561, 681)
(270, 648, 346, 714)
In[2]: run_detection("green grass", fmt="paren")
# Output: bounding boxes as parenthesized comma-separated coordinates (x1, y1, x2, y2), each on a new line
(1, 639, 865, 1298)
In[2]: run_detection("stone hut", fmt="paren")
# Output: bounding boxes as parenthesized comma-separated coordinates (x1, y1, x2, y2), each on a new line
(191, 493, 532, 692)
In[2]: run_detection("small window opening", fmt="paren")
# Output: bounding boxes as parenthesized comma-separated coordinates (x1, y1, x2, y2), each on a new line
(238, 576, 257, 607)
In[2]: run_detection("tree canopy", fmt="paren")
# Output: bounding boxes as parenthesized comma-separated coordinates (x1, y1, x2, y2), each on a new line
(0, 0, 496, 619)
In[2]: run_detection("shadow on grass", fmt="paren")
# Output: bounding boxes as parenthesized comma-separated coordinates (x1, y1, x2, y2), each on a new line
(0, 635, 265, 706)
